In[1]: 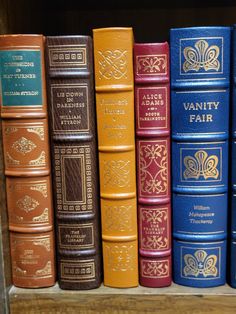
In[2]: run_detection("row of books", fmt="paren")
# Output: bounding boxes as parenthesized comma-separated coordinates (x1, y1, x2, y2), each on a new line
(0, 25, 235, 290)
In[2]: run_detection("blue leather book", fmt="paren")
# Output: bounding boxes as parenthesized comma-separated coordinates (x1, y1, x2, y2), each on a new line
(230, 239, 236, 288)
(230, 25, 236, 288)
(170, 26, 230, 287)
(173, 193, 227, 242)
(230, 195, 236, 287)
(172, 141, 228, 194)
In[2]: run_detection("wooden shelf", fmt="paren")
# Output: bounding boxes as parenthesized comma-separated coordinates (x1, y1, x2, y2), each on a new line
(9, 283, 236, 313)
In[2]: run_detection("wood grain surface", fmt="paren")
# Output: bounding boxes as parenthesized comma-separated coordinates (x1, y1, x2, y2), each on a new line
(9, 283, 236, 314)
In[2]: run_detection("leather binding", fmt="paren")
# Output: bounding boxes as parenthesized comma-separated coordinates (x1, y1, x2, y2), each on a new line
(230, 193, 236, 288)
(0, 119, 11, 310)
(93, 27, 138, 288)
(134, 43, 171, 287)
(230, 25, 236, 288)
(230, 240, 236, 288)
(170, 27, 230, 287)
(45, 36, 102, 290)
(0, 35, 55, 288)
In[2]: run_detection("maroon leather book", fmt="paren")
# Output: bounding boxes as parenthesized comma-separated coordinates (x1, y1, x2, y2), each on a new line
(134, 43, 172, 287)
(45, 36, 102, 289)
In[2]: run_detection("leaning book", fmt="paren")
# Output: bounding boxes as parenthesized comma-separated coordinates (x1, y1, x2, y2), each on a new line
(0, 34, 56, 288)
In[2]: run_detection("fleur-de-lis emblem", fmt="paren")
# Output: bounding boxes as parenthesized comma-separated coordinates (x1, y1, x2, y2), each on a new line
(142, 235, 168, 250)
(183, 39, 220, 72)
(183, 249, 218, 277)
(143, 209, 167, 225)
(183, 150, 219, 180)
(144, 144, 164, 159)
(142, 260, 169, 277)
(137, 55, 166, 74)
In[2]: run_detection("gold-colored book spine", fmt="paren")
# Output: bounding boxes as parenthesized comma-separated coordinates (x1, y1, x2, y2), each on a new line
(93, 27, 138, 287)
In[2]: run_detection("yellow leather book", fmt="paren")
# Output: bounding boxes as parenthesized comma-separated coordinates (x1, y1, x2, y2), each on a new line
(93, 27, 138, 287)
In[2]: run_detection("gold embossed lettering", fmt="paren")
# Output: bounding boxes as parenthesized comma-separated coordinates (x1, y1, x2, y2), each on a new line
(189, 114, 213, 123)
(183, 101, 219, 123)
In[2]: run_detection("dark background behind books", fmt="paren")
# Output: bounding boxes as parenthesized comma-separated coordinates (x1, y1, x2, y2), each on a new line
(1, 0, 236, 42)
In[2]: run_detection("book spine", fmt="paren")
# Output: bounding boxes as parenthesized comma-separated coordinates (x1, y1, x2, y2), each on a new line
(45, 36, 102, 290)
(0, 35, 55, 288)
(0, 123, 11, 312)
(230, 25, 236, 288)
(134, 43, 171, 287)
(170, 27, 230, 287)
(93, 27, 138, 288)
(230, 193, 236, 287)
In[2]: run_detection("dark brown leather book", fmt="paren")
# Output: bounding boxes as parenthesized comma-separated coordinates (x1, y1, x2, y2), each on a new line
(0, 34, 56, 288)
(45, 36, 102, 290)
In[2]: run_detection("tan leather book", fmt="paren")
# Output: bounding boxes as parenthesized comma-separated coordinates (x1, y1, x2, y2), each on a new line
(93, 27, 138, 287)
(0, 35, 55, 288)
